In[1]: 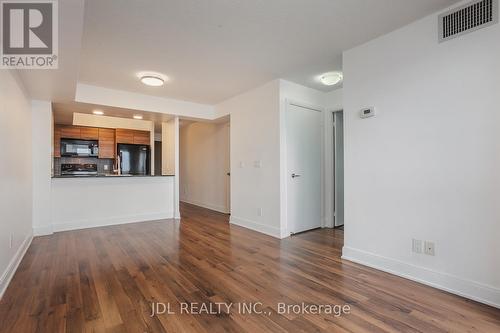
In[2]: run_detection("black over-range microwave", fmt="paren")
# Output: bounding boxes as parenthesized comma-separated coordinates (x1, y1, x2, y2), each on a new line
(60, 139, 99, 157)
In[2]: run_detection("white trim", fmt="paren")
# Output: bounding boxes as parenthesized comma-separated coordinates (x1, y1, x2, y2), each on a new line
(0, 232, 33, 299)
(52, 211, 174, 233)
(331, 109, 344, 228)
(342, 246, 500, 309)
(287, 99, 324, 112)
(230, 216, 284, 239)
(180, 200, 229, 214)
(173, 116, 181, 221)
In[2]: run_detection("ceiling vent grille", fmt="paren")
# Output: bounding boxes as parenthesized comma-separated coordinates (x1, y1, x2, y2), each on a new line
(439, 0, 498, 42)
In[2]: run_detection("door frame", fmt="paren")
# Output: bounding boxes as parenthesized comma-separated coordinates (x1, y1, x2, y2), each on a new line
(225, 121, 231, 215)
(282, 99, 325, 236)
(332, 110, 344, 227)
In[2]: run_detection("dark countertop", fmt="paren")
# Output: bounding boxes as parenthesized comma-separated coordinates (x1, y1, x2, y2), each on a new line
(52, 174, 174, 179)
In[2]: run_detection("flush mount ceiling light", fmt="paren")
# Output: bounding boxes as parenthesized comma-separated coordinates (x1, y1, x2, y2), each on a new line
(133, 115, 143, 120)
(137, 71, 168, 87)
(319, 72, 343, 86)
(92, 110, 104, 115)
(141, 76, 164, 86)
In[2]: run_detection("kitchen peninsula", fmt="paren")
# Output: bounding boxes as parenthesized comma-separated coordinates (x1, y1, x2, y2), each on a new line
(35, 112, 181, 236)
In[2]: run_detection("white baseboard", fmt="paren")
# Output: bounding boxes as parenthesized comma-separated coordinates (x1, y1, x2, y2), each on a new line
(229, 216, 283, 239)
(180, 199, 229, 214)
(342, 246, 500, 309)
(0, 232, 33, 299)
(52, 211, 174, 233)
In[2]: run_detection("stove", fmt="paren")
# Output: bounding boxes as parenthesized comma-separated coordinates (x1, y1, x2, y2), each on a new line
(61, 163, 98, 176)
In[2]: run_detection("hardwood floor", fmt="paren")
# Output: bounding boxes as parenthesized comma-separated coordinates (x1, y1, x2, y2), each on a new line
(1, 203, 499, 332)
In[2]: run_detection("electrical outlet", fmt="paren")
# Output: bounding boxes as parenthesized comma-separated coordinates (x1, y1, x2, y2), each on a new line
(104, 164, 109, 171)
(257, 208, 263, 217)
(424, 241, 435, 256)
(239, 161, 245, 168)
(254, 160, 262, 168)
(9, 234, 13, 249)
(412, 239, 422, 253)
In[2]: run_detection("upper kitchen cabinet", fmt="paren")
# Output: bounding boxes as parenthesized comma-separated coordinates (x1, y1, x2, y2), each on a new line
(80, 127, 99, 140)
(98, 128, 115, 159)
(115, 128, 134, 144)
(116, 129, 150, 145)
(60, 126, 81, 139)
(59, 126, 99, 140)
(133, 130, 150, 145)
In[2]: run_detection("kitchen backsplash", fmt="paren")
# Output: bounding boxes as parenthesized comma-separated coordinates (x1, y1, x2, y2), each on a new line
(54, 157, 114, 176)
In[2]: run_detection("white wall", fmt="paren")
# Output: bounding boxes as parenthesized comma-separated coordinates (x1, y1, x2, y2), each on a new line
(279, 80, 329, 233)
(216, 80, 282, 237)
(32, 101, 53, 236)
(342, 3, 500, 307)
(179, 121, 230, 213)
(51, 177, 174, 231)
(215, 79, 336, 238)
(325, 89, 343, 111)
(0, 71, 33, 297)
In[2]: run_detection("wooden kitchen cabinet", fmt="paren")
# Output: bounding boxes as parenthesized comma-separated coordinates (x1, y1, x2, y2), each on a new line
(115, 128, 134, 144)
(60, 126, 81, 139)
(54, 125, 150, 160)
(80, 127, 99, 140)
(98, 128, 115, 159)
(115, 129, 150, 145)
(133, 130, 150, 145)
(54, 125, 61, 157)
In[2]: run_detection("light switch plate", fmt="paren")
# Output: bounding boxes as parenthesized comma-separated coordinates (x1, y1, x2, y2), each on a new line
(412, 239, 422, 253)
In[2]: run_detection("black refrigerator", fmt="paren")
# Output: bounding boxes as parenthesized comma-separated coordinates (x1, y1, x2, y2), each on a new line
(118, 144, 150, 175)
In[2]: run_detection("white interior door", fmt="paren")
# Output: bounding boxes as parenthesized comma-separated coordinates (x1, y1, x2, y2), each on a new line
(286, 103, 322, 234)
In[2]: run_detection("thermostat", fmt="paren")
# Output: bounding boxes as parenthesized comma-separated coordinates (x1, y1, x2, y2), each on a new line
(360, 107, 375, 119)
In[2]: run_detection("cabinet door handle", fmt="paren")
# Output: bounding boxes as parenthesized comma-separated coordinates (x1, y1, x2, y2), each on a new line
(291, 173, 301, 178)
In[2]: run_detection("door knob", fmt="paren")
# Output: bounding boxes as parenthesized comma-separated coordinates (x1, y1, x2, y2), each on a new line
(291, 173, 301, 178)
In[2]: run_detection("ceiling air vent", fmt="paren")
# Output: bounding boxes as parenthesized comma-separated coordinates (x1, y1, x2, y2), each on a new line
(439, 0, 498, 42)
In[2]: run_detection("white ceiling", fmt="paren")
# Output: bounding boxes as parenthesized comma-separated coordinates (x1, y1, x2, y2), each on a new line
(17, 0, 85, 101)
(78, 0, 460, 104)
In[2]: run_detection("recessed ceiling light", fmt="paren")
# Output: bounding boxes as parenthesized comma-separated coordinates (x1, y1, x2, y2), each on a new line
(137, 71, 168, 87)
(93, 110, 104, 115)
(319, 72, 343, 86)
(133, 115, 143, 120)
